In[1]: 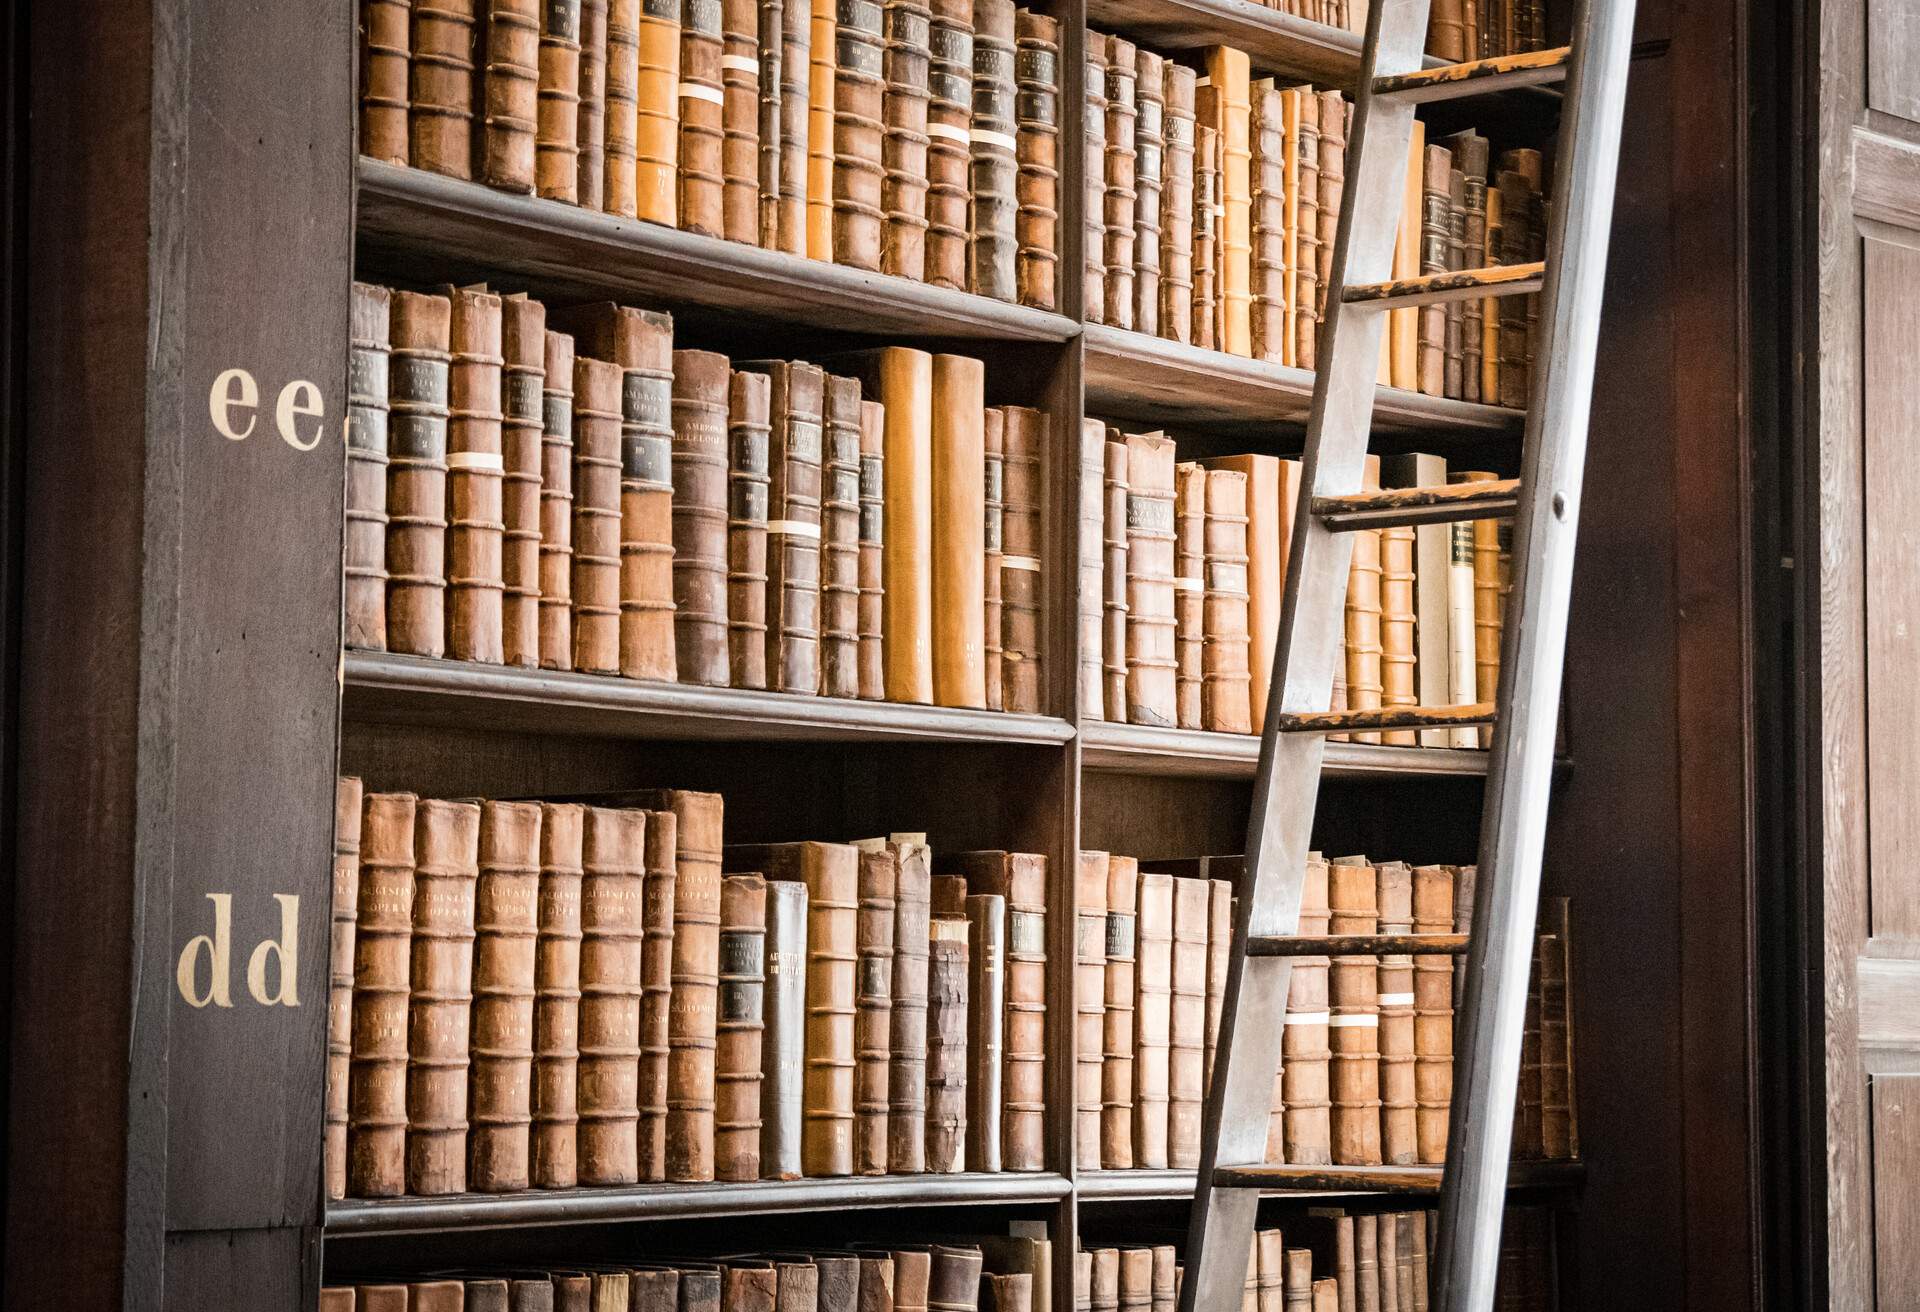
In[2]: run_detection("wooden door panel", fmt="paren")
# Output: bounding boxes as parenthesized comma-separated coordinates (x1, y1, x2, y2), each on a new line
(1872, 1076, 1920, 1304)
(1868, 0, 1920, 122)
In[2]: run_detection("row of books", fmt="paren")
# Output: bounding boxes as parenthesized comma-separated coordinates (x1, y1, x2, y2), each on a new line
(1079, 430, 1510, 743)
(1072, 852, 1576, 1172)
(348, 284, 1047, 712)
(360, 0, 1063, 309)
(330, 779, 1051, 1199)
(1427, 0, 1553, 60)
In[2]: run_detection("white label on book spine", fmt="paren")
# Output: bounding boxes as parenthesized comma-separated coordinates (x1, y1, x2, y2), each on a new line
(722, 54, 761, 75)
(1284, 1010, 1331, 1027)
(927, 122, 972, 146)
(1327, 1014, 1379, 1028)
(447, 451, 506, 471)
(1376, 992, 1415, 1007)
(679, 82, 726, 105)
(767, 519, 823, 539)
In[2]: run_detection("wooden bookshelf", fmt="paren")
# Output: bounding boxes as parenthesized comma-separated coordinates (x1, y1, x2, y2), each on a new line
(1079, 721, 1493, 779)
(1076, 1160, 1585, 1201)
(1083, 0, 1372, 83)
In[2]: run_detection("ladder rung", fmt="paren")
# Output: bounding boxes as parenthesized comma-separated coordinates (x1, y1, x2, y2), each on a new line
(1274, 703, 1496, 735)
(1246, 933, 1472, 957)
(1313, 478, 1520, 529)
(1212, 1164, 1448, 1194)
(1372, 47, 1572, 103)
(1344, 262, 1546, 309)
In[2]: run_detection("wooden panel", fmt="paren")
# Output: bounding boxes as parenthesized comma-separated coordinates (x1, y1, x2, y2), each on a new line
(1873, 1077, 1920, 1303)
(1860, 957, 1920, 1061)
(1867, 0, 1920, 121)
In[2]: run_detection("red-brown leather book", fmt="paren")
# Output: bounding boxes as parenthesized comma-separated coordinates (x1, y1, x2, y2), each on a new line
(539, 330, 577, 670)
(327, 778, 365, 1200)
(347, 283, 392, 653)
(410, 1281, 468, 1312)
(637, 808, 678, 1180)
(445, 286, 507, 664)
(926, 913, 971, 1171)
(1159, 64, 1196, 344)
(880, 0, 933, 279)
(470, 800, 542, 1191)
(963, 891, 1006, 1172)
(1102, 437, 1129, 718)
(729, 369, 773, 689)
(1201, 466, 1252, 733)
(822, 374, 864, 697)
(577, 806, 646, 1185)
(1075, 850, 1109, 1170)
(1124, 431, 1177, 727)
(968, 0, 1018, 301)
(671, 349, 734, 685)
(386, 290, 453, 659)
(538, 0, 585, 202)
(739, 359, 825, 693)
(407, 799, 481, 1195)
(599, 0, 634, 217)
(855, 844, 898, 1173)
(832, 0, 887, 270)
(924, 0, 973, 289)
(569, 354, 624, 673)
(1101, 853, 1137, 1168)
(1172, 462, 1205, 730)
(1190, 118, 1217, 350)
(362, 0, 413, 166)
(719, 0, 761, 242)
(1080, 419, 1107, 720)
(807, 0, 837, 260)
(532, 802, 585, 1188)
(1131, 49, 1163, 336)
(577, 0, 610, 207)
(776, 0, 812, 254)
(1412, 865, 1454, 1163)
(678, 0, 727, 236)
(931, 354, 987, 708)
(717, 872, 768, 1180)
(1132, 870, 1173, 1168)
(955, 851, 1047, 1170)
(887, 835, 932, 1171)
(984, 1274, 1031, 1312)
(1081, 37, 1107, 324)
(984, 410, 1006, 711)
(1013, 12, 1059, 312)
(1376, 861, 1417, 1164)
(481, 0, 542, 189)
(1283, 853, 1331, 1165)
(319, 1288, 357, 1312)
(1442, 132, 1489, 403)
(1495, 166, 1532, 410)
(1444, 166, 1466, 399)
(762, 876, 810, 1178)
(1328, 855, 1382, 1166)
(411, 0, 478, 178)
(1100, 36, 1136, 331)
(858, 400, 887, 699)
(1248, 85, 1284, 363)
(999, 406, 1044, 714)
(1168, 875, 1210, 1167)
(501, 295, 546, 667)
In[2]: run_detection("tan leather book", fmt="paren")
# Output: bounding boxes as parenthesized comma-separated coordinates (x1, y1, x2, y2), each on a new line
(967, 0, 1018, 301)
(1072, 1250, 1092, 1312)
(1442, 133, 1489, 403)
(538, 0, 585, 201)
(926, 913, 971, 1171)
(1124, 431, 1177, 727)
(1173, 462, 1205, 729)
(717, 872, 767, 1180)
(608, 310, 681, 680)
(1280, 853, 1330, 1164)
(1331, 1214, 1355, 1312)
(1479, 177, 1502, 404)
(727, 1265, 779, 1312)
(983, 1273, 1031, 1312)
(327, 778, 365, 1200)
(890, 1249, 932, 1312)
(1379, 514, 1416, 745)
(1130, 49, 1163, 335)
(1464, 488, 1501, 743)
(445, 287, 507, 664)
(831, 0, 886, 269)
(1081, 37, 1107, 324)
(1117, 1249, 1151, 1312)
(959, 851, 1047, 1170)
(539, 330, 578, 669)
(386, 291, 453, 659)
(1411, 865, 1454, 1163)
(841, 349, 934, 702)
(603, 0, 642, 213)
(999, 406, 1044, 712)
(469, 800, 542, 1191)
(880, 0, 932, 279)
(1079, 419, 1107, 720)
(1328, 855, 1382, 1166)
(1389, 120, 1423, 389)
(984, 411, 1006, 711)
(762, 876, 810, 1177)
(638, 0, 686, 224)
(1427, 0, 1468, 57)
(569, 355, 624, 673)
(1206, 876, 1232, 1089)
(1374, 861, 1416, 1164)
(807, 0, 838, 259)
(668, 349, 732, 685)
(532, 802, 585, 1188)
(1353, 1215, 1378, 1312)
(776, 0, 811, 253)
(319, 1288, 357, 1312)
(577, 806, 645, 1185)
(407, 799, 481, 1195)
(500, 297, 546, 667)
(410, 1281, 468, 1312)
(855, 844, 897, 1173)
(963, 892, 1007, 1172)
(1404, 1215, 1426, 1312)
(637, 808, 678, 1180)
(1075, 850, 1109, 1169)
(362, 0, 412, 166)
(1283, 1252, 1313, 1312)
(924, 0, 972, 289)
(1158, 64, 1196, 345)
(1100, 37, 1136, 330)
(481, 0, 542, 189)
(412, 0, 478, 177)
(1103, 437, 1130, 718)
(1316, 91, 1346, 347)
(1254, 1232, 1282, 1312)
(1444, 167, 1466, 398)
(347, 284, 392, 653)
(1376, 1213, 1398, 1312)
(1311, 1280, 1336, 1312)
(1012, 12, 1059, 311)
(1089, 1251, 1117, 1312)
(1101, 853, 1138, 1168)
(1248, 84, 1284, 363)
(1418, 144, 1453, 397)
(1378, 454, 1451, 745)
(1168, 876, 1210, 1167)
(577, 0, 610, 207)
(678, 0, 727, 236)
(1191, 116, 1217, 350)
(728, 369, 773, 689)
(1148, 1246, 1174, 1312)
(1205, 47, 1251, 355)
(859, 401, 888, 699)
(1541, 897, 1576, 1159)
(1201, 455, 1277, 731)
(1132, 870, 1173, 1168)
(741, 360, 826, 692)
(929, 355, 987, 707)
(1343, 455, 1384, 744)
(823, 375, 865, 697)
(1290, 89, 1320, 369)
(1201, 467, 1253, 733)
(718, 0, 759, 241)
(886, 836, 932, 1170)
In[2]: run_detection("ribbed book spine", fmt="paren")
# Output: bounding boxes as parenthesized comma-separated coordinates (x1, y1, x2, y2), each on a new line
(1206, 877, 1231, 1089)
(1159, 65, 1196, 345)
(1102, 437, 1130, 723)
(446, 287, 507, 664)
(855, 845, 897, 1173)
(926, 914, 970, 1172)
(412, 0, 478, 178)
(1248, 86, 1284, 363)
(327, 777, 365, 1200)
(570, 356, 624, 673)
(930, 354, 986, 708)
(604, 0, 642, 213)
(1418, 144, 1453, 397)
(623, 313, 682, 680)
(984, 409, 1006, 712)
(1380, 514, 1417, 744)
(966, 852, 1047, 1170)
(1343, 456, 1385, 743)
(349, 790, 416, 1199)
(859, 347, 934, 704)
(858, 401, 887, 699)
(761, 877, 810, 1178)
(832, 0, 887, 269)
(1376, 862, 1417, 1164)
(968, 0, 1018, 301)
(1448, 132, 1489, 403)
(655, 792, 727, 1182)
(1013, 11, 1059, 312)
(386, 291, 453, 658)
(1101, 855, 1137, 1168)
(1079, 419, 1107, 720)
(671, 349, 733, 685)
(635, 0, 684, 223)
(1496, 166, 1533, 410)
(1292, 90, 1321, 370)
(1207, 47, 1252, 355)
(716, 873, 767, 1181)
(1172, 462, 1204, 730)
(963, 892, 1006, 1172)
(1445, 166, 1467, 398)
(577, 0, 610, 207)
(577, 806, 646, 1186)
(469, 800, 542, 1192)
(537, 0, 584, 202)
(1283, 854, 1332, 1165)
(776, 0, 811, 253)
(1167, 876, 1208, 1168)
(1124, 432, 1177, 727)
(481, 0, 542, 189)
(1000, 405, 1044, 714)
(637, 809, 678, 1181)
(727, 370, 772, 689)
(1132, 871, 1173, 1169)
(1541, 899, 1575, 1160)
(538, 331, 577, 669)
(888, 837, 933, 1171)
(362, 0, 413, 166)
(808, 0, 837, 259)
(1201, 467, 1252, 733)
(501, 296, 546, 667)
(745, 360, 825, 694)
(678, 0, 728, 235)
(1190, 120, 1217, 350)
(756, 0, 785, 245)
(1328, 855, 1382, 1166)
(1075, 851, 1109, 1169)
(1082, 37, 1107, 324)
(347, 283, 392, 653)
(1412, 865, 1455, 1164)
(924, 0, 973, 290)
(1317, 98, 1345, 338)
(532, 802, 585, 1188)
(805, 844, 860, 1175)
(1101, 37, 1136, 331)
(407, 799, 481, 1195)
(822, 374, 864, 697)
(880, 0, 933, 279)
(1131, 49, 1163, 336)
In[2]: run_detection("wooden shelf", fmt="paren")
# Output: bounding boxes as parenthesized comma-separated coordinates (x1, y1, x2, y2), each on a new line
(1076, 1160, 1584, 1201)
(1083, 0, 1369, 83)
(1082, 323, 1524, 437)
(356, 160, 1078, 344)
(326, 1172, 1073, 1237)
(343, 651, 1076, 747)
(1080, 720, 1492, 780)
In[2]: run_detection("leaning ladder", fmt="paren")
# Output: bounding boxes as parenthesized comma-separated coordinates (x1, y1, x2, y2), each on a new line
(1177, 0, 1636, 1308)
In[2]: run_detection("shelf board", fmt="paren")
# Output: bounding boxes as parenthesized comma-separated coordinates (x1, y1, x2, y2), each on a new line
(1082, 324, 1523, 437)
(356, 160, 1078, 344)
(1083, 0, 1369, 83)
(343, 651, 1076, 747)
(1076, 1159, 1584, 1201)
(327, 1172, 1073, 1237)
(1080, 720, 1491, 780)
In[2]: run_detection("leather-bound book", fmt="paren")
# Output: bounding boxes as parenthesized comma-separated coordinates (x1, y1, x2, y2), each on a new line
(814, 1253, 860, 1312)
(1375, 861, 1416, 1164)
(1388, 121, 1424, 390)
(1376, 1215, 1398, 1312)
(327, 778, 365, 1199)
(671, 349, 733, 685)
(1254, 1233, 1282, 1312)
(1316, 93, 1345, 330)
(730, 842, 859, 1175)
(503, 297, 549, 668)
(1417, 144, 1453, 397)
(1079, 419, 1107, 719)
(1379, 515, 1416, 745)
(718, 0, 760, 241)
(728, 369, 773, 689)
(893, 1248, 933, 1312)
(596, 309, 680, 680)
(958, 851, 1046, 1170)
(1443, 167, 1466, 398)
(1100, 37, 1136, 331)
(1130, 49, 1163, 335)
(1541, 897, 1576, 1159)
(1410, 866, 1454, 1163)
(855, 844, 897, 1172)
(1379, 454, 1451, 745)
(930, 1247, 984, 1312)
(597, 0, 637, 219)
(967, 0, 1018, 300)
(502, 1277, 554, 1311)
(1328, 855, 1382, 1166)
(1124, 431, 1177, 727)
(1167, 876, 1209, 1167)
(553, 1272, 592, 1312)
(1405, 1217, 1427, 1312)
(1460, 479, 1501, 735)
(1201, 466, 1252, 733)
(347, 283, 391, 652)
(1442, 133, 1489, 403)
(924, 0, 973, 289)
(1159, 64, 1196, 344)
(1072, 1251, 1092, 1312)
(880, 0, 932, 279)
(984, 410, 1006, 711)
(999, 406, 1044, 713)
(717, 872, 768, 1180)
(407, 799, 481, 1195)
(1131, 870, 1173, 1168)
(538, 0, 584, 201)
(886, 836, 932, 1170)
(320, 1288, 356, 1312)
(1330, 1215, 1355, 1312)
(831, 0, 887, 269)
(569, 354, 624, 673)
(362, 0, 412, 166)
(1172, 462, 1205, 729)
(1075, 850, 1109, 1168)
(1205, 875, 1231, 1089)
(533, 802, 585, 1188)
(1290, 89, 1320, 369)
(1452, 865, 1477, 1026)
(1088, 1251, 1117, 1312)
(776, 0, 811, 254)
(577, 0, 610, 207)
(1343, 455, 1384, 744)
(738, 359, 825, 692)
(1190, 116, 1217, 350)
(858, 401, 887, 698)
(983, 1274, 1031, 1312)
(411, 0, 478, 177)
(470, 800, 543, 1192)
(386, 290, 453, 659)
(481, 0, 541, 189)
(1282, 853, 1331, 1165)
(1311, 1282, 1335, 1312)
(930, 355, 987, 707)
(1492, 169, 1527, 409)
(1283, 1252, 1313, 1312)
(853, 1252, 895, 1312)
(1012, 12, 1059, 311)
(822, 374, 865, 697)
(446, 286, 507, 664)
(926, 914, 971, 1171)
(1248, 84, 1284, 362)
(1428, 0, 1468, 57)
(1081, 38, 1107, 324)
(1148, 1247, 1175, 1312)
(841, 348, 933, 700)
(962, 891, 1006, 1172)
(1353, 1215, 1378, 1312)
(411, 1281, 468, 1312)
(1101, 853, 1137, 1168)
(727, 1264, 779, 1312)
(637, 808, 678, 1180)
(1102, 437, 1130, 717)
(577, 806, 646, 1185)
(1205, 47, 1252, 355)
(808, 0, 838, 259)
(539, 330, 577, 669)
(1515, 934, 1545, 1161)
(762, 876, 810, 1178)
(679, 0, 728, 236)
(1118, 1249, 1151, 1312)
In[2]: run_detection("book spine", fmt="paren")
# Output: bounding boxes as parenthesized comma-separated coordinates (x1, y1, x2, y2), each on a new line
(931, 354, 987, 708)
(1205, 877, 1232, 1090)
(880, 0, 933, 279)
(889, 838, 933, 1170)
(603, 0, 642, 213)
(1316, 93, 1345, 339)
(1090, 1250, 1118, 1312)
(1284, 1251, 1314, 1312)
(1255, 1233, 1282, 1312)
(1458, 155, 1486, 402)
(671, 349, 733, 685)
(968, 0, 1018, 301)
(858, 401, 887, 699)
(832, 0, 888, 269)
(578, 807, 646, 1185)
(501, 297, 547, 668)
(758, 360, 826, 694)
(804, 847, 860, 1176)
(1152, 1245, 1177, 1312)
(1380, 519, 1417, 745)
(1292, 91, 1321, 368)
(823, 375, 865, 697)
(1013, 12, 1059, 312)
(1418, 145, 1452, 397)
(571, 355, 625, 673)
(347, 283, 392, 653)
(637, 0, 686, 223)
(1376, 862, 1417, 1164)
(1131, 871, 1172, 1168)
(469, 800, 542, 1192)
(728, 369, 773, 689)
(679, 0, 728, 235)
(1248, 86, 1284, 363)
(875, 347, 934, 704)
(618, 314, 680, 681)
(665, 792, 726, 1182)
(1159, 65, 1196, 346)
(482, 0, 542, 189)
(1167, 877, 1209, 1168)
(1102, 438, 1129, 719)
(987, 1273, 1034, 1312)
(924, 0, 973, 290)
(1120, 1245, 1152, 1312)
(1283, 854, 1332, 1165)
(1390, 122, 1424, 391)
(1412, 865, 1455, 1164)
(1378, 1209, 1399, 1312)
(577, 0, 610, 207)
(777, 0, 812, 254)
(539, 331, 577, 670)
(1201, 467, 1252, 734)
(926, 915, 971, 1171)
(984, 410, 1006, 712)
(1343, 460, 1384, 744)
(717, 873, 768, 1181)
(1000, 406, 1044, 714)
(407, 799, 482, 1195)
(1444, 167, 1466, 398)
(363, 0, 414, 166)
(1480, 174, 1502, 403)
(855, 847, 898, 1173)
(1515, 935, 1546, 1161)
(538, 0, 585, 201)
(386, 291, 453, 659)
(1354, 1215, 1378, 1312)
(1472, 511, 1501, 743)
(964, 892, 1006, 1172)
(1079, 419, 1107, 720)
(1190, 121, 1217, 351)
(446, 287, 507, 664)
(1172, 462, 1205, 730)
(1496, 168, 1531, 408)
(1131, 49, 1163, 336)
(1100, 37, 1136, 331)
(1428, 0, 1468, 58)
(1328, 856, 1382, 1166)
(1081, 37, 1107, 324)
(532, 802, 585, 1188)
(930, 1247, 986, 1312)
(1124, 432, 1177, 728)
(1075, 851, 1109, 1169)
(1208, 48, 1252, 355)
(638, 809, 679, 1180)
(808, 0, 838, 259)
(757, 0, 785, 245)
(762, 878, 810, 1178)
(412, 0, 479, 178)
(999, 855, 1048, 1170)
(327, 778, 365, 1200)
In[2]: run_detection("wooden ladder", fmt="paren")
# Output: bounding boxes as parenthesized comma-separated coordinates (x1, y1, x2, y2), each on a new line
(1176, 0, 1636, 1308)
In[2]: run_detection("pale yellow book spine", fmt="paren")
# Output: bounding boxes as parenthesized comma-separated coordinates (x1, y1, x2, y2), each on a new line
(1390, 118, 1423, 390)
(1207, 47, 1252, 358)
(1281, 88, 1302, 368)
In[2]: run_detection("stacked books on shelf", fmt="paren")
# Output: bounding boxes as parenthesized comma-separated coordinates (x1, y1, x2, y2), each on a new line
(347, 283, 1048, 712)
(358, 0, 1062, 309)
(328, 779, 1051, 1199)
(1080, 429, 1511, 744)
(1073, 851, 1576, 1172)
(1426, 0, 1552, 59)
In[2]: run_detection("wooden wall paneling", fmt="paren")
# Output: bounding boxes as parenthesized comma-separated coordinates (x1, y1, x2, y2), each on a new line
(1866, 0, 1920, 122)
(1870, 1075, 1920, 1304)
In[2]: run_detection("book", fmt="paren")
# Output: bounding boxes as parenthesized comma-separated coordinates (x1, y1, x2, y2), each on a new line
(985, 410, 1006, 711)
(445, 287, 507, 664)
(926, 913, 971, 1171)
(1389, 119, 1424, 390)
(1206, 46, 1252, 356)
(569, 355, 624, 673)
(1411, 865, 1454, 1164)
(1075, 850, 1109, 1170)
(756, 0, 784, 245)
(859, 401, 887, 699)
(887, 836, 933, 1171)
(1191, 118, 1217, 350)
(1354, 1215, 1378, 1312)
(1541, 897, 1576, 1159)
(412, 0, 478, 178)
(1445, 166, 1466, 398)
(881, 0, 933, 279)
(932, 354, 987, 708)
(1159, 63, 1196, 344)
(1082, 37, 1107, 325)
(469, 800, 543, 1192)
(386, 290, 453, 659)
(1481, 182, 1503, 403)
(959, 851, 1047, 1170)
(1103, 438, 1130, 720)
(481, 0, 542, 190)
(823, 374, 865, 697)
(1132, 870, 1173, 1169)
(1343, 454, 1384, 744)
(1379, 454, 1452, 746)
(1013, 12, 1059, 312)
(1429, 0, 1468, 57)
(1090, 1250, 1118, 1312)
(1124, 431, 1177, 727)
(1375, 861, 1417, 1164)
(1283, 853, 1332, 1165)
(1101, 37, 1137, 331)
(719, 0, 761, 241)
(408, 799, 481, 1195)
(1202, 467, 1253, 733)
(924, 0, 972, 289)
(963, 891, 1006, 1172)
(808, 0, 837, 259)
(895, 1249, 935, 1312)
(762, 876, 810, 1178)
(1464, 481, 1502, 733)
(1379, 513, 1417, 745)
(577, 806, 645, 1186)
(968, 0, 1018, 301)
(362, 0, 412, 166)
(668, 349, 732, 685)
(855, 844, 898, 1173)
(832, 0, 887, 269)
(640, 807, 677, 1180)
(1080, 419, 1107, 720)
(1453, 864, 1477, 1019)
(1290, 89, 1320, 369)
(637, 0, 684, 223)
(620, 312, 681, 680)
(1119, 1249, 1151, 1312)
(1418, 144, 1453, 397)
(532, 802, 586, 1188)
(930, 1247, 985, 1312)
(1150, 1246, 1175, 1312)
(728, 369, 773, 689)
(1328, 856, 1382, 1166)
(741, 359, 826, 694)
(1101, 853, 1138, 1168)
(984, 1274, 1032, 1312)
(1248, 84, 1284, 362)
(678, 0, 727, 235)
(1000, 406, 1044, 713)
(1515, 932, 1545, 1160)
(539, 330, 577, 670)
(1443, 132, 1489, 404)
(1172, 462, 1205, 729)
(603, 0, 642, 214)
(501, 296, 547, 667)
(777, 0, 812, 253)
(327, 778, 365, 1200)
(1206, 877, 1232, 1091)
(346, 284, 392, 652)
(843, 348, 932, 702)
(1131, 49, 1164, 336)
(1202, 455, 1280, 731)
(578, 0, 611, 207)
(1255, 1233, 1282, 1312)
(1168, 876, 1210, 1168)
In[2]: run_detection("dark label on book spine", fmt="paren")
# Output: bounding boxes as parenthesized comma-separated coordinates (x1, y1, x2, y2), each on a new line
(643, 0, 678, 21)
(389, 414, 449, 461)
(506, 372, 545, 421)
(1009, 909, 1044, 956)
(390, 356, 451, 405)
(348, 407, 389, 455)
(623, 434, 674, 485)
(542, 396, 574, 441)
(1106, 911, 1136, 957)
(349, 347, 389, 404)
(1126, 493, 1174, 534)
(730, 479, 769, 521)
(546, 0, 582, 41)
(684, 0, 722, 33)
(786, 417, 823, 465)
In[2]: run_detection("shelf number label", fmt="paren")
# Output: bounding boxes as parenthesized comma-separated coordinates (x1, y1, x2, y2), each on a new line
(176, 893, 302, 1008)
(209, 368, 325, 451)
